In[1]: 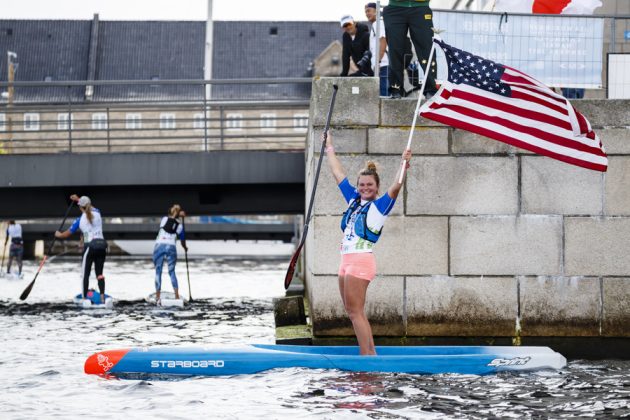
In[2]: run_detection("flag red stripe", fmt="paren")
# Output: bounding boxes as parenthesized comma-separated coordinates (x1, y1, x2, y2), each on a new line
(421, 111, 607, 172)
(427, 100, 607, 157)
(502, 89, 567, 116)
(510, 85, 568, 108)
(450, 89, 574, 132)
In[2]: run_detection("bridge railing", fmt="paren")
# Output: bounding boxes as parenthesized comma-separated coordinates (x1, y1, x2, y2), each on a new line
(0, 78, 312, 154)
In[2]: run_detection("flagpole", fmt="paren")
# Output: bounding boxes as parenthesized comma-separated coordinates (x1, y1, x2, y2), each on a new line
(398, 35, 439, 184)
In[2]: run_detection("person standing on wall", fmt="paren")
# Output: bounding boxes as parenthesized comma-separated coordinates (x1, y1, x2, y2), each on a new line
(383, 0, 438, 99)
(324, 131, 412, 355)
(6, 220, 24, 278)
(55, 195, 108, 302)
(153, 204, 188, 304)
(365, 2, 390, 97)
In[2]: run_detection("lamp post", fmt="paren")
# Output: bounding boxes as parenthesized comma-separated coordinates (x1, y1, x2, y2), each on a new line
(5, 51, 18, 153)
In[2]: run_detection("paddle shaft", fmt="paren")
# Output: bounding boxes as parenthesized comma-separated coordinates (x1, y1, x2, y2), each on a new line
(19, 200, 75, 300)
(284, 84, 338, 289)
(398, 38, 438, 184)
(181, 216, 192, 301)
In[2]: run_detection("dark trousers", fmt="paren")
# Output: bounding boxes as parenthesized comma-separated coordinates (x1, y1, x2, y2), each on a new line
(81, 246, 106, 297)
(383, 5, 437, 95)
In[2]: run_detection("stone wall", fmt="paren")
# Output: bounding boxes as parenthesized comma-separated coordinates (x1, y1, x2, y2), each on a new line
(305, 76, 630, 342)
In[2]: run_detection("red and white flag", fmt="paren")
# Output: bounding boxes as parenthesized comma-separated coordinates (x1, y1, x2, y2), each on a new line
(420, 39, 607, 172)
(493, 0, 602, 15)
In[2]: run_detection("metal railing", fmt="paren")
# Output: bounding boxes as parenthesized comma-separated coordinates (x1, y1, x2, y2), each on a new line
(0, 78, 312, 154)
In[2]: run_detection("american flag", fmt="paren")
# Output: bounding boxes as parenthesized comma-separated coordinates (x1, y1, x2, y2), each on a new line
(420, 39, 608, 172)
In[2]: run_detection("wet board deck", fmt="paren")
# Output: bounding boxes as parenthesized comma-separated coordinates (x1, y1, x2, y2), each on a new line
(145, 292, 185, 308)
(73, 289, 114, 309)
(85, 344, 567, 378)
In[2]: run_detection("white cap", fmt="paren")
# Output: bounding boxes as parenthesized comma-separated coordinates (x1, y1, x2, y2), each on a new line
(340, 15, 354, 27)
(78, 196, 91, 207)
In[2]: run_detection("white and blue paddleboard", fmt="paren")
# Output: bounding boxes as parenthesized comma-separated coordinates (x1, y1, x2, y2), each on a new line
(73, 289, 114, 309)
(145, 291, 185, 308)
(85, 344, 567, 378)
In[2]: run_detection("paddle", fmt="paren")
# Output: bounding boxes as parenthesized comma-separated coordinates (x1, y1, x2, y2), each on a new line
(284, 84, 338, 290)
(181, 216, 192, 302)
(0, 226, 7, 278)
(19, 200, 75, 300)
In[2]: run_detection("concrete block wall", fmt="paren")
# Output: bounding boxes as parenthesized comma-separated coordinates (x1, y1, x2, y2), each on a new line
(305, 76, 630, 341)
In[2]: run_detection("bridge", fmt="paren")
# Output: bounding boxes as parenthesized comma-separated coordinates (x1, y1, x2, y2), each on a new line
(0, 151, 305, 219)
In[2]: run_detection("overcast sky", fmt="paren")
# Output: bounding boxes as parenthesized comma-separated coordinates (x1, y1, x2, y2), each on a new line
(1, 0, 392, 22)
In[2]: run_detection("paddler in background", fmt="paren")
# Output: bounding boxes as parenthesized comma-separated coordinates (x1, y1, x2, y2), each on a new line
(55, 195, 108, 302)
(6, 220, 24, 278)
(153, 204, 188, 304)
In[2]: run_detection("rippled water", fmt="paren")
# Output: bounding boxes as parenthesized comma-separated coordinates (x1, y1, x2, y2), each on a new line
(1, 257, 629, 419)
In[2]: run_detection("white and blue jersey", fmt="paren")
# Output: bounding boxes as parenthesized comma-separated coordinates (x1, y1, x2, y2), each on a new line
(69, 208, 104, 244)
(7, 224, 22, 241)
(155, 216, 185, 246)
(338, 177, 396, 254)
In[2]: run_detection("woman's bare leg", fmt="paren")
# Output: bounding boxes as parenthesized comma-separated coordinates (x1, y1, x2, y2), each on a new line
(342, 275, 375, 355)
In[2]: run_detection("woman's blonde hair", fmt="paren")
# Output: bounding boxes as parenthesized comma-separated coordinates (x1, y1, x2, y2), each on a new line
(169, 204, 182, 218)
(357, 161, 380, 187)
(83, 203, 94, 224)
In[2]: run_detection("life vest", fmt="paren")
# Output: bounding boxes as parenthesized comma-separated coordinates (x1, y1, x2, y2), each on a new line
(340, 199, 382, 243)
(162, 217, 180, 235)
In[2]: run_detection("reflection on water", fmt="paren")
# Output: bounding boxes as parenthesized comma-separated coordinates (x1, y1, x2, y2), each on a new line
(1, 257, 629, 419)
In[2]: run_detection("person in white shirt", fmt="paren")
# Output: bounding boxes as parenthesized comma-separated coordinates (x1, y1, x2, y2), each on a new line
(324, 131, 412, 355)
(153, 204, 188, 303)
(365, 2, 390, 96)
(55, 195, 108, 302)
(6, 220, 24, 277)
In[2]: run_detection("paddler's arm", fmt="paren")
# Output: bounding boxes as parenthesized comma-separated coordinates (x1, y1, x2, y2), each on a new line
(325, 131, 346, 185)
(387, 148, 412, 199)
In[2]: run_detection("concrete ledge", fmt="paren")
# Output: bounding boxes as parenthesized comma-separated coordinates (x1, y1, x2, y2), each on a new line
(380, 98, 443, 127)
(572, 99, 630, 127)
(565, 217, 630, 276)
(602, 278, 630, 337)
(450, 215, 563, 275)
(521, 156, 604, 215)
(406, 156, 518, 215)
(520, 276, 600, 336)
(311, 77, 379, 126)
(368, 127, 448, 155)
(406, 276, 517, 336)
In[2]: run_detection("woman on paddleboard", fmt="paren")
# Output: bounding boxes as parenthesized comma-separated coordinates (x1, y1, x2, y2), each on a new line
(325, 131, 411, 355)
(55, 195, 108, 303)
(153, 204, 187, 303)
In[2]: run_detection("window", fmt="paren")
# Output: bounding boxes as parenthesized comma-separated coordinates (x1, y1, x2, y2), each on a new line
(0, 113, 5, 132)
(57, 113, 74, 130)
(126, 113, 142, 130)
(260, 113, 276, 131)
(92, 113, 108, 130)
(193, 113, 205, 130)
(225, 113, 243, 131)
(160, 113, 176, 129)
(293, 114, 308, 131)
(24, 113, 40, 131)
(270, 27, 278, 36)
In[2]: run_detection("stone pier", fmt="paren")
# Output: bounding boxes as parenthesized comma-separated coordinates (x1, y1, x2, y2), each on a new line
(304, 77, 630, 354)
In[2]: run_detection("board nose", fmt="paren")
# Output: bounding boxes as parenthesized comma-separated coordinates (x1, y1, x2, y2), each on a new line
(84, 349, 130, 375)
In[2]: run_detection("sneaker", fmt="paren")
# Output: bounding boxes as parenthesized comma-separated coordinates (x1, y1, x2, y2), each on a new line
(389, 88, 402, 99)
(424, 91, 436, 100)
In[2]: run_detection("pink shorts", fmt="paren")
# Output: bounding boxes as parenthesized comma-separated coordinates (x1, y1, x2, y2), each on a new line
(338, 253, 377, 281)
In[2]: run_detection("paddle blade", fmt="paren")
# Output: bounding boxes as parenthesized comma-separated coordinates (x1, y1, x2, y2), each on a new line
(284, 244, 303, 290)
(19, 278, 36, 301)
